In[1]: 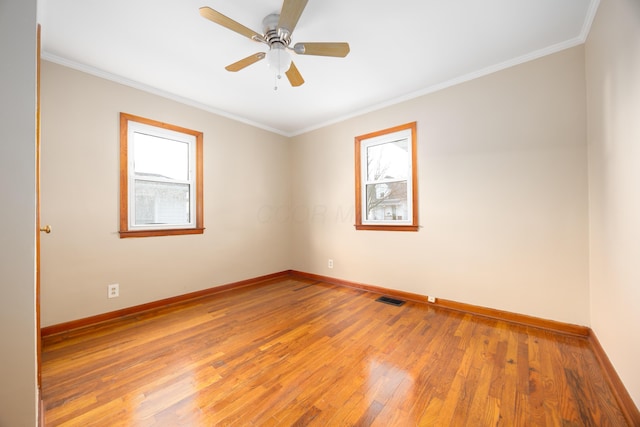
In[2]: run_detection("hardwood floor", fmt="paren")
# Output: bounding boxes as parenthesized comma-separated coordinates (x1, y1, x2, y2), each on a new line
(42, 278, 629, 426)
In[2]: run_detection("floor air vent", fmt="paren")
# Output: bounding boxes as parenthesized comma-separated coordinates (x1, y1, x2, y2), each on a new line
(376, 296, 406, 306)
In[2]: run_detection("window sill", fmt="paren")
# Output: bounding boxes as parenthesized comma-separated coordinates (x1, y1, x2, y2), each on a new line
(119, 227, 205, 238)
(355, 224, 419, 232)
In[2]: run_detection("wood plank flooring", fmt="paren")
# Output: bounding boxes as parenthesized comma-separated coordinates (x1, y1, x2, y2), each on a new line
(41, 278, 629, 426)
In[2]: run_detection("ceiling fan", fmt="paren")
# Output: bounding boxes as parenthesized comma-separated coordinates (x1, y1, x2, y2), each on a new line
(199, 0, 350, 88)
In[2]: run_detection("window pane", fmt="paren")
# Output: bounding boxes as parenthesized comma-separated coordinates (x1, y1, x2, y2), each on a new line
(366, 139, 409, 181)
(134, 132, 189, 181)
(134, 180, 190, 225)
(365, 181, 408, 221)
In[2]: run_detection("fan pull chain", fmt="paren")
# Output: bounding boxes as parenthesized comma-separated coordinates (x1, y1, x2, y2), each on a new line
(273, 73, 282, 91)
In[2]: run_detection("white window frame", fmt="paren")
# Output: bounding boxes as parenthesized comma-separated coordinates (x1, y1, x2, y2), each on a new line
(355, 122, 418, 231)
(127, 121, 196, 231)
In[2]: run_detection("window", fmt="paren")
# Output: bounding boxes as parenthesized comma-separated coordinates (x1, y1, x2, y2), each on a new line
(120, 113, 203, 238)
(355, 122, 418, 231)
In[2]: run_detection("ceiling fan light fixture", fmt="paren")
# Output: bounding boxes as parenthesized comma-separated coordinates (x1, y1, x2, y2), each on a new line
(266, 43, 292, 78)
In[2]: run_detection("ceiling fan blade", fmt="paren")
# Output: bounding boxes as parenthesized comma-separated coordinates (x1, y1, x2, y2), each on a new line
(293, 42, 350, 57)
(278, 0, 308, 35)
(199, 7, 263, 42)
(285, 62, 305, 87)
(225, 53, 266, 72)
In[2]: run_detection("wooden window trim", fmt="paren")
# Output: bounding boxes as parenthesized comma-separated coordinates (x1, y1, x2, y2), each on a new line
(119, 113, 204, 238)
(355, 122, 418, 232)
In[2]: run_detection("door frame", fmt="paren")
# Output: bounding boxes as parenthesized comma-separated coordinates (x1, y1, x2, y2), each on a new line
(36, 22, 43, 418)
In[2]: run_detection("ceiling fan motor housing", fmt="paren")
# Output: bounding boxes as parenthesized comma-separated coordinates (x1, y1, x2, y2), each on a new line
(262, 13, 291, 47)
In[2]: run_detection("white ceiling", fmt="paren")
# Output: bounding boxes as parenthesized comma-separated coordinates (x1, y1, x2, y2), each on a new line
(39, 0, 598, 136)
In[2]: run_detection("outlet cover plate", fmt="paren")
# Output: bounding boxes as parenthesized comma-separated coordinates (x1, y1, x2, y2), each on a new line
(108, 284, 119, 298)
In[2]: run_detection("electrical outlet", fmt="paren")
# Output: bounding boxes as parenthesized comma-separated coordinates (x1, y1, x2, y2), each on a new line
(328, 259, 334, 269)
(108, 283, 119, 298)
(427, 296, 436, 303)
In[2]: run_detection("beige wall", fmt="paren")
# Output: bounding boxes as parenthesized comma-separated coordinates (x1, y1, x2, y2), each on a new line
(40, 62, 292, 326)
(586, 0, 640, 407)
(0, 0, 38, 425)
(291, 46, 590, 326)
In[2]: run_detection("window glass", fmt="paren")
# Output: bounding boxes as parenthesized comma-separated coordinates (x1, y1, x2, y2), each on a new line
(133, 133, 189, 181)
(366, 139, 409, 181)
(134, 180, 190, 225)
(365, 181, 408, 221)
